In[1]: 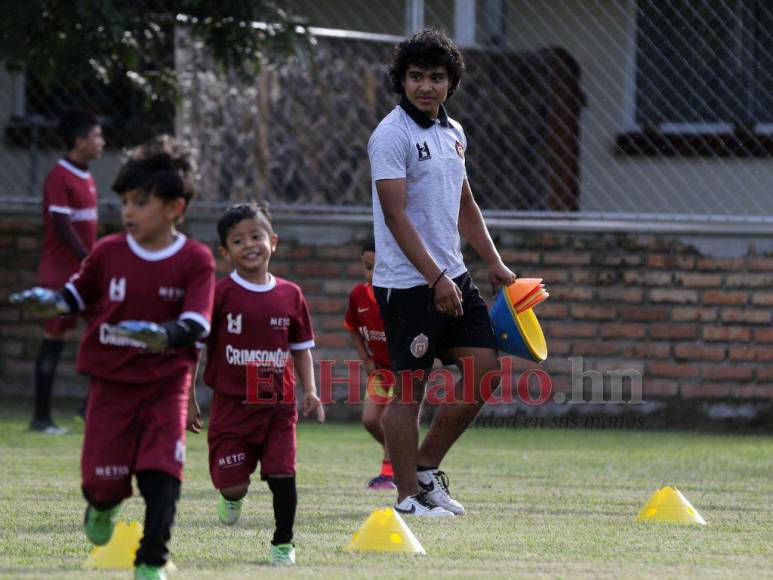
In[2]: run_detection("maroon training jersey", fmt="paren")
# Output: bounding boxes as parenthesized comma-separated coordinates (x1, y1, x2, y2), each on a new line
(66, 233, 215, 383)
(344, 282, 390, 370)
(39, 159, 98, 286)
(203, 271, 315, 399)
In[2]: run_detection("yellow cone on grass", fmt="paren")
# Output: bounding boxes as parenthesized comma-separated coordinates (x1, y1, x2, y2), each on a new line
(83, 520, 177, 571)
(344, 507, 425, 554)
(636, 486, 707, 525)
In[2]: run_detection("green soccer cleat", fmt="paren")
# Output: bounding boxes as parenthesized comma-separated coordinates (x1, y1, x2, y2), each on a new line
(270, 543, 296, 566)
(134, 563, 167, 580)
(83, 503, 121, 545)
(217, 494, 243, 526)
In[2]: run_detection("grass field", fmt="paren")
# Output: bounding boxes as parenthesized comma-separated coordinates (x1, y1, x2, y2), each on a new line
(0, 400, 771, 579)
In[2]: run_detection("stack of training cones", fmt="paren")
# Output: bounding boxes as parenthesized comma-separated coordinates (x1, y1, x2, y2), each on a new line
(490, 278, 549, 362)
(344, 508, 425, 554)
(636, 486, 707, 525)
(83, 520, 177, 570)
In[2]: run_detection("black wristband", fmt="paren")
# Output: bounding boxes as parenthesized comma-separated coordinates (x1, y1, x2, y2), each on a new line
(430, 268, 448, 289)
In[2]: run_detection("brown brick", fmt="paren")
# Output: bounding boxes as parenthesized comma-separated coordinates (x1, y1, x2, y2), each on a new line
(537, 302, 568, 319)
(643, 379, 679, 397)
(596, 288, 644, 303)
(600, 323, 646, 339)
(15, 236, 39, 251)
(727, 346, 773, 362)
(595, 255, 642, 267)
(672, 307, 718, 322)
(547, 339, 572, 356)
(620, 306, 670, 321)
(270, 263, 293, 278)
(498, 249, 541, 264)
(651, 324, 698, 340)
(648, 361, 699, 378)
(726, 273, 773, 288)
(294, 263, 343, 277)
(549, 287, 593, 301)
(734, 385, 773, 399)
(701, 365, 754, 381)
(285, 245, 314, 258)
(696, 257, 745, 271)
(703, 326, 751, 342)
(682, 384, 731, 398)
(321, 279, 359, 295)
(314, 333, 350, 349)
(754, 328, 773, 342)
(646, 255, 696, 269)
(543, 252, 591, 266)
(720, 308, 772, 324)
(346, 263, 364, 276)
(572, 340, 622, 356)
(756, 367, 773, 381)
(747, 257, 773, 271)
(307, 297, 346, 314)
(623, 342, 671, 358)
(674, 273, 722, 288)
(314, 245, 360, 259)
(674, 344, 726, 361)
(751, 292, 773, 306)
(547, 322, 598, 338)
(319, 316, 347, 331)
(703, 290, 748, 305)
(0, 308, 20, 322)
(570, 305, 617, 321)
(538, 270, 570, 284)
(650, 289, 699, 304)
(624, 271, 673, 286)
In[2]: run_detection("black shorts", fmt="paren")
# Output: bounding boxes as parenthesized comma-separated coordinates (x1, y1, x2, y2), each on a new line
(374, 272, 497, 373)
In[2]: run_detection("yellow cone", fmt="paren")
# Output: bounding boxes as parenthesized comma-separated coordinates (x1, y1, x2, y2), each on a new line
(83, 520, 177, 571)
(344, 508, 425, 554)
(636, 486, 707, 525)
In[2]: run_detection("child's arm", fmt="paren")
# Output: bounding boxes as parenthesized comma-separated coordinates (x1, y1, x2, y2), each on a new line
(187, 348, 204, 433)
(292, 348, 325, 423)
(347, 329, 375, 375)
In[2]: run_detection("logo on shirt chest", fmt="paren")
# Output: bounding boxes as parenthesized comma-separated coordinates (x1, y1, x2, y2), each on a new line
(455, 140, 465, 159)
(109, 277, 126, 302)
(416, 141, 431, 160)
(270, 316, 290, 329)
(227, 312, 242, 334)
(159, 286, 185, 301)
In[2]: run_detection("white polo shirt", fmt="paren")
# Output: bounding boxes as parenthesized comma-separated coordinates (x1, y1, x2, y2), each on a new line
(368, 99, 468, 288)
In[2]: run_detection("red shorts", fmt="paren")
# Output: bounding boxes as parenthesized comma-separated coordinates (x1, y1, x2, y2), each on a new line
(208, 391, 297, 490)
(81, 373, 191, 503)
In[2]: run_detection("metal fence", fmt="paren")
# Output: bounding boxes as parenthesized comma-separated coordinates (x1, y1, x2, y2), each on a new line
(2, 0, 773, 222)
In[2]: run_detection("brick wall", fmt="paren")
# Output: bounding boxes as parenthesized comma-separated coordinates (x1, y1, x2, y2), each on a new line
(1, 203, 771, 426)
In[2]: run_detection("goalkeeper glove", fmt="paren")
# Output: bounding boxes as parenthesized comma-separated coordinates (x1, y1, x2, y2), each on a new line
(9, 287, 71, 318)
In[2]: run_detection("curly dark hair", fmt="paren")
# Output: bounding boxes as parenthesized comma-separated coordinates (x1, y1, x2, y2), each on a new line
(389, 29, 465, 98)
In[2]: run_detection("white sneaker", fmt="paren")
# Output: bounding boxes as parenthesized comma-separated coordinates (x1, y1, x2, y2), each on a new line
(417, 469, 465, 515)
(394, 491, 454, 517)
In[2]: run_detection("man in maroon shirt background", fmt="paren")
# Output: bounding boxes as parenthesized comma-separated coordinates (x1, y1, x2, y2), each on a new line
(32, 109, 104, 434)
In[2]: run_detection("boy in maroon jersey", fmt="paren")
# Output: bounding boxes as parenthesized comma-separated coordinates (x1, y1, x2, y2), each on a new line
(33, 109, 104, 434)
(189, 202, 324, 566)
(11, 144, 215, 580)
(344, 239, 396, 490)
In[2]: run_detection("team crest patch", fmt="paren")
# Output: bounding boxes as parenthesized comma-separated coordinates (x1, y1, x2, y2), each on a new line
(455, 140, 465, 159)
(410, 333, 429, 358)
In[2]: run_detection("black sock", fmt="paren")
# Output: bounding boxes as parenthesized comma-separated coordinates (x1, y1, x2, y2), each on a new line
(417, 465, 437, 472)
(33, 339, 65, 422)
(266, 476, 297, 546)
(135, 470, 181, 567)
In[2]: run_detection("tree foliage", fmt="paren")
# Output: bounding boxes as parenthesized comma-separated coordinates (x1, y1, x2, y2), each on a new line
(0, 0, 314, 100)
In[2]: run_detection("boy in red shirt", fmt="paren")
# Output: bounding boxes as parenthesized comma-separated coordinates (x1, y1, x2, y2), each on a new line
(344, 239, 396, 490)
(11, 144, 215, 580)
(33, 109, 104, 433)
(190, 202, 324, 566)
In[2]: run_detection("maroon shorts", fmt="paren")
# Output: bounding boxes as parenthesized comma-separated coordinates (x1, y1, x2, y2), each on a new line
(81, 373, 191, 503)
(208, 391, 298, 490)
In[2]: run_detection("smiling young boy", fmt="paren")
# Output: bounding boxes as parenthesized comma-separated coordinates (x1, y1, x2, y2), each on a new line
(344, 239, 395, 490)
(10, 142, 215, 580)
(191, 202, 324, 566)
